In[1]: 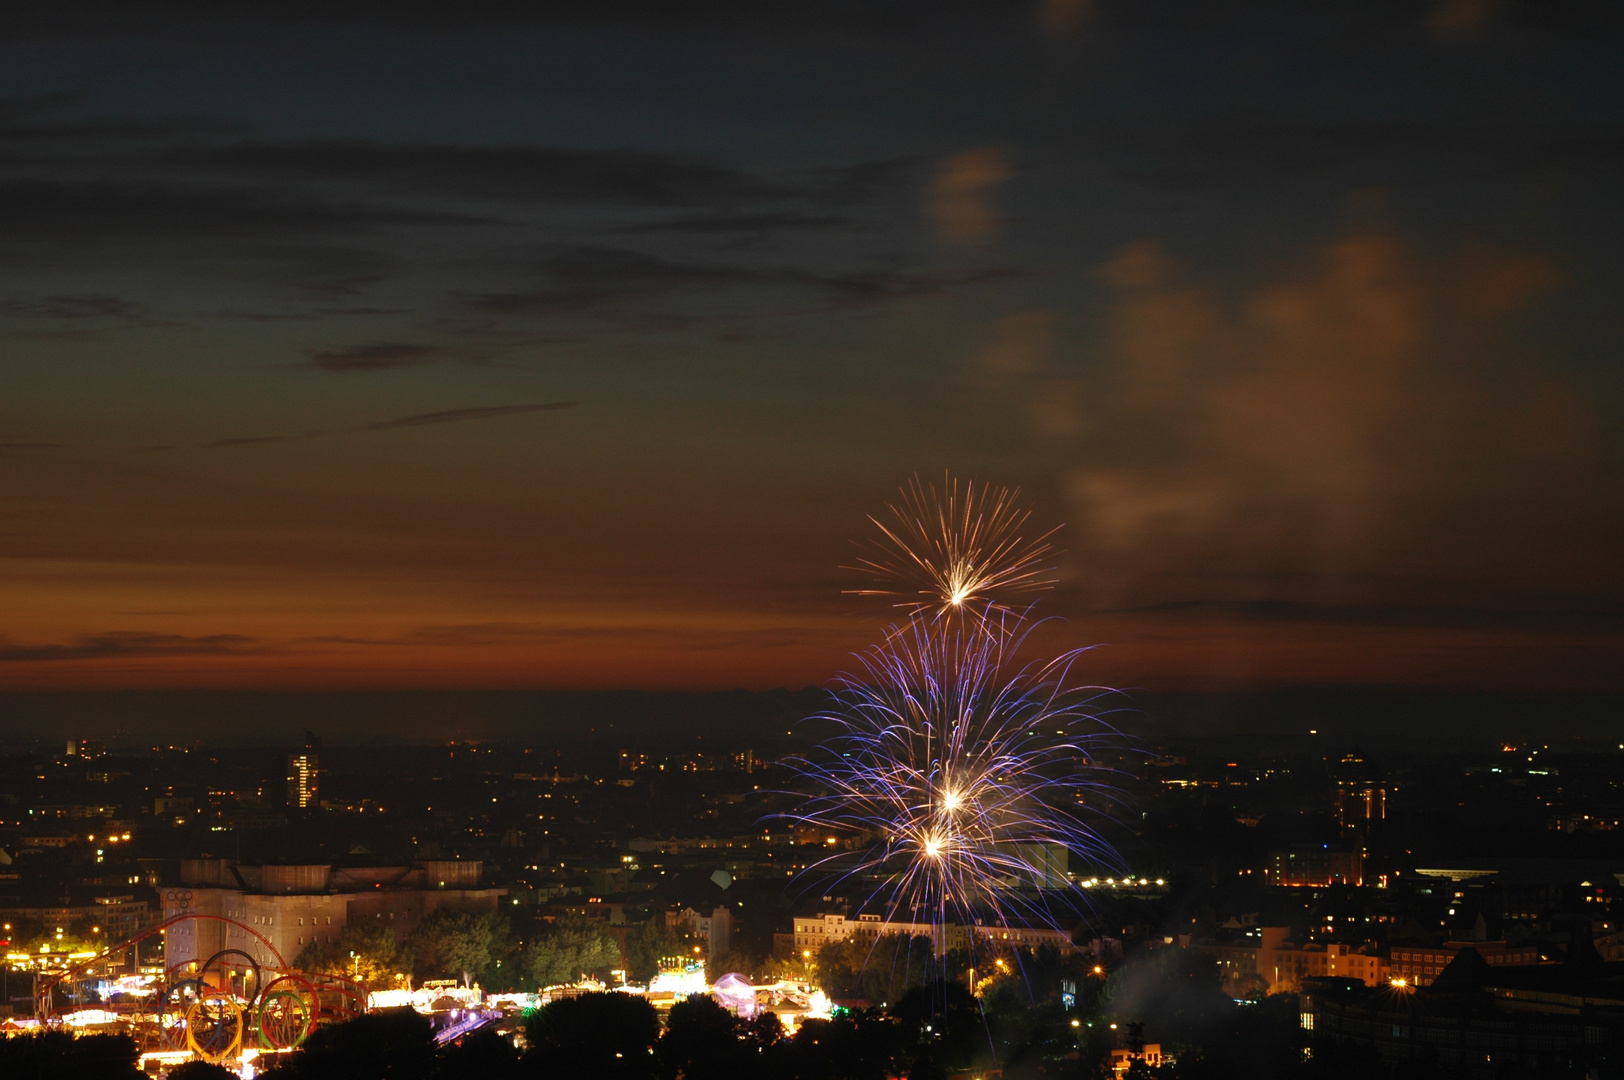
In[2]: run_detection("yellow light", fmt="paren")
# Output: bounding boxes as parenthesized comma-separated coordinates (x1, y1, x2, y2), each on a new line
(923, 838, 942, 858)
(941, 789, 961, 813)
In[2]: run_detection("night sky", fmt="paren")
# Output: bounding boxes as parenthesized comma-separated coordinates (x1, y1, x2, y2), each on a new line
(2, 2, 1620, 696)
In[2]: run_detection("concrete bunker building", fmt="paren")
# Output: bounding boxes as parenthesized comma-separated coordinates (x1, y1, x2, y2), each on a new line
(161, 859, 505, 967)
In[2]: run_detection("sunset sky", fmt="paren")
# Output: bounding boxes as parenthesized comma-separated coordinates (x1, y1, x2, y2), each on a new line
(2, 1, 1620, 694)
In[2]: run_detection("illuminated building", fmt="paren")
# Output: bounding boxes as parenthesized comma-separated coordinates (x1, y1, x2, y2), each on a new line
(1389, 941, 1538, 988)
(793, 912, 967, 957)
(160, 858, 505, 969)
(1265, 845, 1363, 887)
(1110, 1044, 1163, 1075)
(1192, 927, 1385, 992)
(285, 732, 321, 809)
(999, 842, 1069, 889)
(0, 895, 154, 944)
(791, 911, 1076, 959)
(670, 905, 734, 958)
(64, 739, 106, 760)
(1331, 748, 1386, 827)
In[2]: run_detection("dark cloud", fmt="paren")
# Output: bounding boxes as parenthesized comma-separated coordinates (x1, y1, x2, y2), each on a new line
(357, 402, 577, 430)
(0, 632, 260, 662)
(201, 402, 575, 447)
(473, 246, 766, 316)
(1118, 600, 1624, 634)
(147, 141, 777, 207)
(0, 0, 1045, 42)
(205, 434, 300, 448)
(1113, 120, 1624, 189)
(0, 117, 224, 148)
(0, 442, 59, 451)
(304, 342, 458, 371)
(0, 92, 85, 124)
(615, 211, 853, 234)
(0, 294, 145, 320)
(0, 179, 473, 239)
(471, 244, 1018, 319)
(246, 245, 401, 300)
(820, 267, 1021, 307)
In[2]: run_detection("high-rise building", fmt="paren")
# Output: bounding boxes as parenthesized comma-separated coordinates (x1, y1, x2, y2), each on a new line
(1331, 748, 1387, 827)
(286, 732, 321, 809)
(1264, 845, 1364, 887)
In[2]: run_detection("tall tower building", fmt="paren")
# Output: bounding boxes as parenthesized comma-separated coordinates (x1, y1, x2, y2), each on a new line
(286, 731, 321, 809)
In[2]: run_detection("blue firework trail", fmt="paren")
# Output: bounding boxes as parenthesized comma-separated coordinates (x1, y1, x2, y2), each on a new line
(785, 476, 1130, 968)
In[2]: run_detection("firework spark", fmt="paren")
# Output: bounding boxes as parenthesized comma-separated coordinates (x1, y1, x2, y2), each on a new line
(786, 476, 1127, 973)
(845, 474, 1059, 622)
(786, 610, 1126, 952)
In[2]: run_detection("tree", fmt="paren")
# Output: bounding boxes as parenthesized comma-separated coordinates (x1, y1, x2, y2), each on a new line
(704, 946, 757, 983)
(739, 1010, 786, 1056)
(405, 909, 514, 987)
(780, 1014, 904, 1080)
(625, 919, 687, 983)
(527, 914, 620, 987)
(293, 923, 404, 987)
(758, 939, 816, 983)
(655, 993, 744, 1080)
(435, 1027, 525, 1080)
(16, 917, 96, 957)
(524, 991, 660, 1080)
(259, 1008, 437, 1080)
(815, 932, 934, 1005)
(0, 1032, 143, 1080)
(891, 981, 987, 1080)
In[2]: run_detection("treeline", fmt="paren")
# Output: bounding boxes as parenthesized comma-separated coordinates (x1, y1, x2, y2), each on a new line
(260, 988, 996, 1080)
(292, 910, 690, 990)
